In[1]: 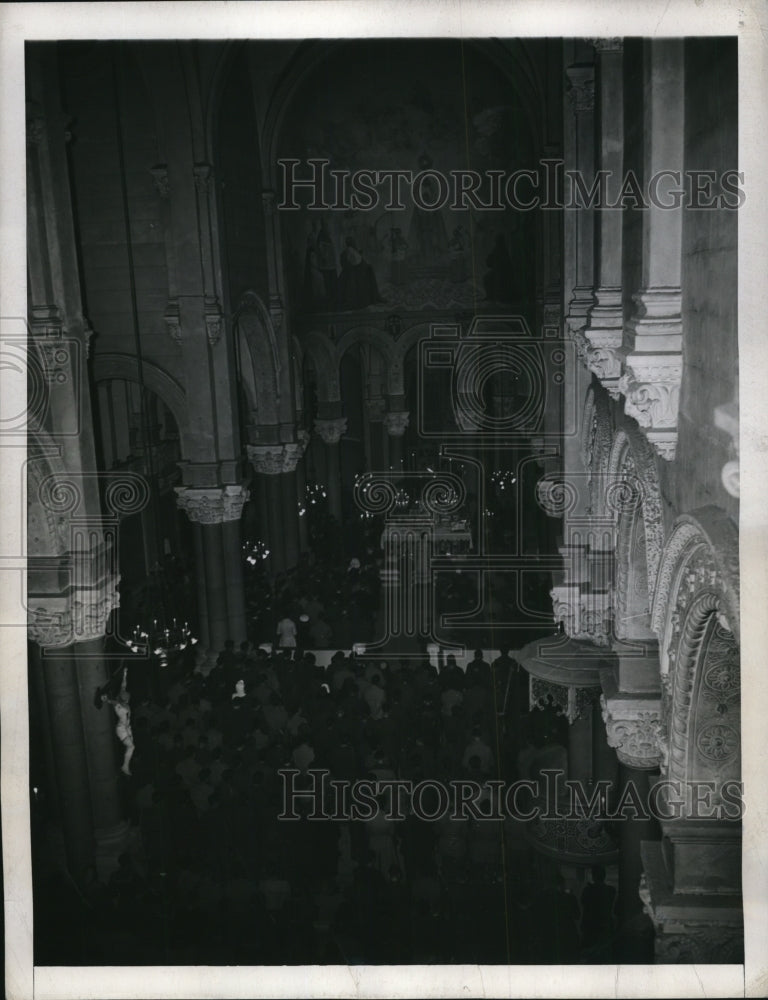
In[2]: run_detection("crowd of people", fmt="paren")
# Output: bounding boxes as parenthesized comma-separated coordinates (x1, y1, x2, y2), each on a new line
(34, 637, 620, 965)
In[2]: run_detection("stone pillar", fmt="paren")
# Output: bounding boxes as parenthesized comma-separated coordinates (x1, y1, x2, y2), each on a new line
(384, 410, 409, 473)
(175, 485, 249, 654)
(582, 39, 625, 396)
(74, 635, 131, 875)
(620, 40, 685, 461)
(39, 647, 95, 880)
(564, 60, 596, 335)
(247, 435, 309, 573)
(616, 764, 656, 958)
(191, 523, 210, 649)
(568, 705, 594, 785)
(315, 418, 347, 523)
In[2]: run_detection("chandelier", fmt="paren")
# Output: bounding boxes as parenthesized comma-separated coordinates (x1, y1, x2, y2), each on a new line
(491, 470, 517, 492)
(126, 617, 197, 667)
(298, 482, 328, 516)
(243, 539, 270, 564)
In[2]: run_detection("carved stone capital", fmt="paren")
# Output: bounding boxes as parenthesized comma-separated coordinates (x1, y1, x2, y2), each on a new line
(551, 586, 612, 647)
(28, 580, 121, 647)
(247, 433, 309, 475)
(383, 410, 410, 437)
(315, 417, 347, 445)
(175, 484, 249, 523)
(589, 37, 623, 52)
(600, 693, 663, 769)
(618, 361, 681, 460)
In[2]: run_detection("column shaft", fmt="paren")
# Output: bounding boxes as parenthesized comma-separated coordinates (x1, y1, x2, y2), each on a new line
(221, 519, 247, 644)
(325, 442, 343, 522)
(42, 647, 95, 879)
(281, 470, 300, 570)
(192, 522, 210, 650)
(202, 522, 228, 650)
(73, 637, 125, 835)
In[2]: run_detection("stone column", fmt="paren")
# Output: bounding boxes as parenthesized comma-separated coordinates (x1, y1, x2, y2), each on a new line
(315, 418, 347, 523)
(175, 485, 249, 654)
(384, 410, 409, 473)
(582, 39, 625, 396)
(248, 435, 309, 573)
(616, 764, 656, 959)
(620, 40, 685, 461)
(74, 634, 131, 876)
(39, 646, 95, 880)
(564, 60, 596, 335)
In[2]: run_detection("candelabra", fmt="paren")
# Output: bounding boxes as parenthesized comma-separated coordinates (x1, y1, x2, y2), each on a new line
(491, 470, 517, 492)
(126, 618, 197, 667)
(299, 482, 328, 516)
(243, 539, 271, 564)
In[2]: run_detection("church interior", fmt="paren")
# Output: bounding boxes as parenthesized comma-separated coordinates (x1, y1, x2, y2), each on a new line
(23, 36, 741, 966)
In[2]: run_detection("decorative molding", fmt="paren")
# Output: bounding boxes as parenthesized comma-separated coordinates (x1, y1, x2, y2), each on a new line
(204, 299, 224, 348)
(589, 38, 624, 52)
(164, 300, 182, 346)
(174, 484, 249, 524)
(565, 66, 595, 113)
(618, 363, 681, 461)
(315, 417, 347, 445)
(150, 164, 169, 198)
(606, 426, 665, 608)
(551, 587, 612, 647)
(383, 410, 410, 437)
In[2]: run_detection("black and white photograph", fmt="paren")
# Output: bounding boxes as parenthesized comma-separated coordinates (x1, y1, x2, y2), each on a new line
(2, 2, 767, 998)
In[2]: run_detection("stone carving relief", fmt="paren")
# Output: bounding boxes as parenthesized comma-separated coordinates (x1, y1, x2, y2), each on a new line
(175, 484, 249, 524)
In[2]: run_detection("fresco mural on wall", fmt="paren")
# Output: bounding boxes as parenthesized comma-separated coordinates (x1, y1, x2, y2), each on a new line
(279, 40, 538, 315)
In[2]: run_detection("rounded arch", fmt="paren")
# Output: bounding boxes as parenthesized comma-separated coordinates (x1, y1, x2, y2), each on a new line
(335, 326, 398, 396)
(233, 291, 282, 427)
(93, 353, 191, 458)
(652, 507, 740, 812)
(606, 425, 665, 641)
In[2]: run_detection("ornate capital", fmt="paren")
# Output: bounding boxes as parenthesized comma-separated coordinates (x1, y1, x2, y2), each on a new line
(589, 37, 623, 52)
(383, 410, 410, 437)
(550, 586, 612, 647)
(618, 360, 681, 460)
(175, 484, 249, 524)
(600, 694, 663, 769)
(28, 580, 120, 647)
(248, 433, 309, 475)
(315, 417, 347, 445)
